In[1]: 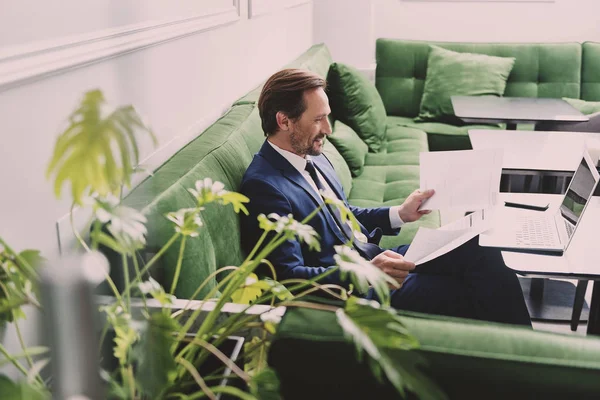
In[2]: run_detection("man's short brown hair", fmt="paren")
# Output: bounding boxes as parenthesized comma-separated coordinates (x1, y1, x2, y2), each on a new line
(258, 69, 326, 136)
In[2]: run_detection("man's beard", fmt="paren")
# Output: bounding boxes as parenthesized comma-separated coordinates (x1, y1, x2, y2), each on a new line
(290, 130, 323, 156)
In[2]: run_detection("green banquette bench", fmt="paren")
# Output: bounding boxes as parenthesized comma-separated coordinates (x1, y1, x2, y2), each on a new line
(115, 42, 600, 398)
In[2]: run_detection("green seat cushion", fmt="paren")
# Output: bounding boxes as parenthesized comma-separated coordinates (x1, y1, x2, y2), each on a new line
(270, 307, 600, 400)
(416, 45, 515, 123)
(327, 120, 368, 177)
(327, 62, 388, 153)
(562, 97, 600, 115)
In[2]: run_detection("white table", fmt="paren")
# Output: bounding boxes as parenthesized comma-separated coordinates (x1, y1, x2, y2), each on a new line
(469, 129, 600, 193)
(491, 193, 600, 335)
(452, 96, 589, 130)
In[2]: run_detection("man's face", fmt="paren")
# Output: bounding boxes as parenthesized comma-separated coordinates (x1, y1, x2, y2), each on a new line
(288, 88, 332, 157)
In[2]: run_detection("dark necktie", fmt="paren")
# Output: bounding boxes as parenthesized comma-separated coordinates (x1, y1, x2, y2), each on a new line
(304, 160, 383, 260)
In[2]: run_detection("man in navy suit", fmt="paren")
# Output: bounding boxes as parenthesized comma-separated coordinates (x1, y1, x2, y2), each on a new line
(240, 69, 531, 326)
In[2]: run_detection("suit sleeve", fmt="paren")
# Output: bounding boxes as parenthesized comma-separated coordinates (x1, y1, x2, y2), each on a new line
(320, 155, 400, 236)
(348, 205, 400, 236)
(240, 178, 344, 286)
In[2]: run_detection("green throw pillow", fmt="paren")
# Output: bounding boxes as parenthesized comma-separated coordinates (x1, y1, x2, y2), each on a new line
(416, 45, 515, 123)
(327, 62, 387, 152)
(327, 121, 368, 177)
(562, 97, 600, 115)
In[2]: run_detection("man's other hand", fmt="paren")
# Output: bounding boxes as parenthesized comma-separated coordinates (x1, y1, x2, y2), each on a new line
(398, 189, 435, 223)
(372, 250, 415, 287)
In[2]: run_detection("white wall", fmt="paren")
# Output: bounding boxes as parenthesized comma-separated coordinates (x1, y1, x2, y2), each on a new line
(0, 0, 313, 381)
(374, 0, 600, 43)
(0, 0, 313, 261)
(315, 0, 600, 70)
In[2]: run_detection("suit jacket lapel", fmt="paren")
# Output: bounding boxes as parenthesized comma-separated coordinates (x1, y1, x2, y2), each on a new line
(312, 156, 347, 203)
(258, 141, 347, 243)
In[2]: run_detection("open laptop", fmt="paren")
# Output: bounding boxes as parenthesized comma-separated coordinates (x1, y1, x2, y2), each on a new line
(479, 149, 600, 255)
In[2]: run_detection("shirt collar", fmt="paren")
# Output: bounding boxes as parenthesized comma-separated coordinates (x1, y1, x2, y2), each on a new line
(267, 140, 311, 174)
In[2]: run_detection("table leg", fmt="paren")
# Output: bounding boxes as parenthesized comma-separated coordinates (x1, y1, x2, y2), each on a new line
(571, 280, 589, 332)
(530, 278, 545, 300)
(587, 280, 600, 335)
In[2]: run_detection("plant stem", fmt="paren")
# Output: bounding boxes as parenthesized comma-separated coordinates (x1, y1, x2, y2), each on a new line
(0, 347, 49, 368)
(172, 266, 238, 322)
(245, 230, 268, 261)
(104, 272, 125, 309)
(190, 236, 287, 343)
(181, 337, 249, 382)
(176, 357, 217, 400)
(0, 237, 38, 280)
(127, 366, 135, 400)
(13, 318, 33, 369)
(91, 220, 101, 251)
(301, 205, 323, 225)
(70, 203, 90, 252)
(180, 385, 256, 400)
(132, 252, 148, 312)
(122, 254, 130, 312)
(14, 316, 46, 386)
(122, 233, 180, 296)
(0, 342, 29, 378)
(170, 236, 187, 295)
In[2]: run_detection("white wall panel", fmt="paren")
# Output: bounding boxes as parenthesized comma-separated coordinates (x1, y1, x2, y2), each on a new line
(249, 0, 312, 18)
(0, 0, 313, 260)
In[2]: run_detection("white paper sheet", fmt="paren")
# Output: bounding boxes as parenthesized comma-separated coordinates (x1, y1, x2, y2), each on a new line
(419, 149, 503, 211)
(404, 210, 492, 265)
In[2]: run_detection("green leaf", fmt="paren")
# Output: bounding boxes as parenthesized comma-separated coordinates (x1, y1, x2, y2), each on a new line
(0, 374, 49, 400)
(16, 250, 43, 271)
(133, 312, 180, 398)
(219, 192, 250, 215)
(336, 297, 448, 400)
(250, 367, 281, 400)
(257, 279, 293, 301)
(323, 195, 361, 233)
(101, 305, 138, 365)
(46, 89, 155, 204)
(230, 273, 264, 305)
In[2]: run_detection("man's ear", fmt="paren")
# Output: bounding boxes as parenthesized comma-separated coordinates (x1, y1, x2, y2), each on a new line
(276, 111, 290, 132)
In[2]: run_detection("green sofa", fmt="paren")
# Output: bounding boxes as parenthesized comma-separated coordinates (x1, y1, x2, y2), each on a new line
(118, 42, 600, 398)
(376, 39, 600, 151)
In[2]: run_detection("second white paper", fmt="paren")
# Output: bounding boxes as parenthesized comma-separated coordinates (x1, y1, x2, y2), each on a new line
(404, 210, 492, 265)
(419, 149, 503, 211)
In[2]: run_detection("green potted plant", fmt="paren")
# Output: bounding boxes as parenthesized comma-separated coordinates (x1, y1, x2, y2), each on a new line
(0, 90, 447, 400)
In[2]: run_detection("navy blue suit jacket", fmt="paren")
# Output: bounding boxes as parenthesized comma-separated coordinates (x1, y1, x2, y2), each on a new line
(240, 141, 400, 285)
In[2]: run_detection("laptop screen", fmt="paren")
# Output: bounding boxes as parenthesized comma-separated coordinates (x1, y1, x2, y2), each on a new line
(560, 157, 597, 230)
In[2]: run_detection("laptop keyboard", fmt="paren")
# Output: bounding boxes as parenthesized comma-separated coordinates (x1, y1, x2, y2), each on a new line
(515, 216, 560, 247)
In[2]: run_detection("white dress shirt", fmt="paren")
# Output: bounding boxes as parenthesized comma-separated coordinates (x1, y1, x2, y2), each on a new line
(268, 141, 404, 229)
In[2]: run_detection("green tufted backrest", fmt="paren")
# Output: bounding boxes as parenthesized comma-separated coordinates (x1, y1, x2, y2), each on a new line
(582, 42, 600, 101)
(376, 38, 582, 118)
(122, 105, 265, 299)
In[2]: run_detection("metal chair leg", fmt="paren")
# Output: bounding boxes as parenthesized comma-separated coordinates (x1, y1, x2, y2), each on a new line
(571, 280, 589, 332)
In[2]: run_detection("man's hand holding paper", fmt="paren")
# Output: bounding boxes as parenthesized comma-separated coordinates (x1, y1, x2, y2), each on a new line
(397, 189, 436, 222)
